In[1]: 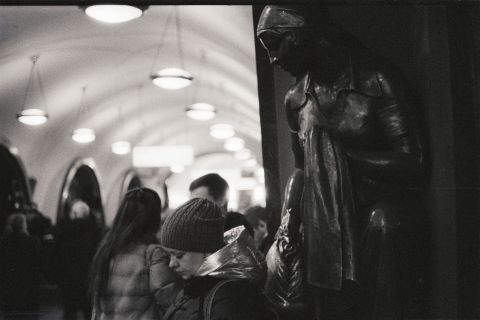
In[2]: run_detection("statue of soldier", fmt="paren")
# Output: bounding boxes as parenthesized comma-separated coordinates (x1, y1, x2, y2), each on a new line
(257, 5, 426, 319)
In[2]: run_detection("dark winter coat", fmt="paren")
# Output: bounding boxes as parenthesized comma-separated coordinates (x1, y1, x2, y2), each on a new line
(164, 276, 274, 320)
(0, 232, 41, 311)
(163, 226, 275, 320)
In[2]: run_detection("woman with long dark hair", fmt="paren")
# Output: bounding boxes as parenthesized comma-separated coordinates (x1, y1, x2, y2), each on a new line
(90, 187, 179, 320)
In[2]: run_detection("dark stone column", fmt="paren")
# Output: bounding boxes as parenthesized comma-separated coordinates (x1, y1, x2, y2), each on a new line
(447, 5, 480, 318)
(252, 5, 282, 240)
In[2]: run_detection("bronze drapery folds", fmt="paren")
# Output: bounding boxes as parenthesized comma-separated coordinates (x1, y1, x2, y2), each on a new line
(257, 5, 426, 320)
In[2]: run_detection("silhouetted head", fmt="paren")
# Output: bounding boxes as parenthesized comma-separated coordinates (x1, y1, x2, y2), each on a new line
(110, 187, 161, 245)
(189, 173, 229, 212)
(69, 199, 90, 220)
(7, 213, 28, 235)
(257, 5, 362, 78)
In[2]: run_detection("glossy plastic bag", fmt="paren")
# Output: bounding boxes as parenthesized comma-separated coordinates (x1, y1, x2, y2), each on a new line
(264, 208, 306, 318)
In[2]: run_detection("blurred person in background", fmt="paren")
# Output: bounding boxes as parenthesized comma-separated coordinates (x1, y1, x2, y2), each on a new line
(244, 206, 269, 253)
(55, 200, 101, 320)
(90, 187, 178, 320)
(0, 213, 41, 319)
(189, 173, 254, 236)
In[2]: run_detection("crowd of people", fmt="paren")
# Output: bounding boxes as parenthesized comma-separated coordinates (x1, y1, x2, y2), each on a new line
(0, 172, 271, 320)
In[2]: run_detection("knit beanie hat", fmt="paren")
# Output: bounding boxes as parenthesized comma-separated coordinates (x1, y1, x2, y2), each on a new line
(160, 198, 225, 253)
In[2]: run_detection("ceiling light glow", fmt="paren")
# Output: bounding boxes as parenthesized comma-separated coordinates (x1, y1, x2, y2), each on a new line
(111, 140, 131, 155)
(210, 123, 235, 139)
(151, 68, 193, 90)
(234, 148, 251, 160)
(84, 5, 145, 23)
(224, 137, 244, 152)
(17, 108, 48, 126)
(186, 103, 216, 121)
(72, 128, 96, 144)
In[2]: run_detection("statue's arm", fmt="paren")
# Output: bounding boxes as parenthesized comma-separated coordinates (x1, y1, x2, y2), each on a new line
(345, 70, 424, 183)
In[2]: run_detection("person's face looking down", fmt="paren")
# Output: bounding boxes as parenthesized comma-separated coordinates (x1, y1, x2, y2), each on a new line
(164, 248, 208, 280)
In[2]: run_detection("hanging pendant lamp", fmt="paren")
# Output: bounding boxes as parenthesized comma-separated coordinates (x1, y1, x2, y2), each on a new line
(186, 103, 216, 121)
(83, 5, 147, 24)
(150, 8, 193, 90)
(72, 87, 96, 144)
(17, 55, 49, 126)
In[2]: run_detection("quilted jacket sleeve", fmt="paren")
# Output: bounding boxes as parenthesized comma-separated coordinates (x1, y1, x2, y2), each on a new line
(147, 244, 181, 316)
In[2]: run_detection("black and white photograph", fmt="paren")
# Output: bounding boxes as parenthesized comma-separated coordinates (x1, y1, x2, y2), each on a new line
(0, 2, 477, 319)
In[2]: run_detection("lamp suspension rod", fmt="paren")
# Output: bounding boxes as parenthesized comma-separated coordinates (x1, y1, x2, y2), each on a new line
(21, 55, 38, 112)
(149, 8, 174, 75)
(175, 7, 185, 70)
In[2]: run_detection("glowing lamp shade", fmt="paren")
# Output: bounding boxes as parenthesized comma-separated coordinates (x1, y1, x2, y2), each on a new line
(111, 141, 131, 155)
(224, 137, 244, 152)
(151, 68, 193, 90)
(244, 158, 257, 167)
(84, 5, 145, 23)
(17, 108, 48, 126)
(210, 123, 235, 139)
(170, 164, 185, 173)
(186, 103, 216, 121)
(234, 148, 251, 160)
(72, 128, 96, 144)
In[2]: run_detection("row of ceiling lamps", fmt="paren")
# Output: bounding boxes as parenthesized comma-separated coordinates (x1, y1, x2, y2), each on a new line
(16, 6, 252, 161)
(17, 5, 213, 127)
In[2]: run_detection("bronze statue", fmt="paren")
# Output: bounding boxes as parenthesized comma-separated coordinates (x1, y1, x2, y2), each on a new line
(257, 5, 426, 319)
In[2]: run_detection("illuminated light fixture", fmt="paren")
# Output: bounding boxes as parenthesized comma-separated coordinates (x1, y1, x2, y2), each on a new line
(150, 8, 193, 90)
(111, 140, 131, 155)
(17, 55, 49, 126)
(133, 145, 194, 167)
(170, 164, 185, 173)
(84, 5, 146, 23)
(234, 148, 251, 160)
(72, 87, 96, 144)
(244, 158, 257, 167)
(17, 108, 48, 126)
(151, 68, 193, 90)
(224, 137, 244, 152)
(72, 128, 96, 144)
(186, 103, 216, 121)
(210, 123, 235, 139)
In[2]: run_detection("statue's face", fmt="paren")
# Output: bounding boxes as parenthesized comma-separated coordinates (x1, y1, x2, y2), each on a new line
(258, 29, 307, 76)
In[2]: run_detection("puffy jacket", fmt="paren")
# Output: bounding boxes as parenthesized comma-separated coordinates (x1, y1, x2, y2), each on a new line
(164, 226, 275, 320)
(93, 243, 179, 320)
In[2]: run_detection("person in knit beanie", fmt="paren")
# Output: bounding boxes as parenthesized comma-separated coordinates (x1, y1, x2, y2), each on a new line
(160, 197, 225, 280)
(160, 198, 276, 320)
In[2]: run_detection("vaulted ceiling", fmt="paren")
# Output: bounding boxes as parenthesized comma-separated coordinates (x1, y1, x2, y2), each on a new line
(0, 6, 261, 220)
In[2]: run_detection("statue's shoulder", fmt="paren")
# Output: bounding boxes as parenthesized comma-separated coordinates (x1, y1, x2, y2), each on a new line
(351, 52, 400, 98)
(285, 73, 310, 111)
(283, 73, 311, 133)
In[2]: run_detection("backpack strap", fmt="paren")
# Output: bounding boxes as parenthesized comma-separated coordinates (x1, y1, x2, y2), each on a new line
(203, 279, 237, 320)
